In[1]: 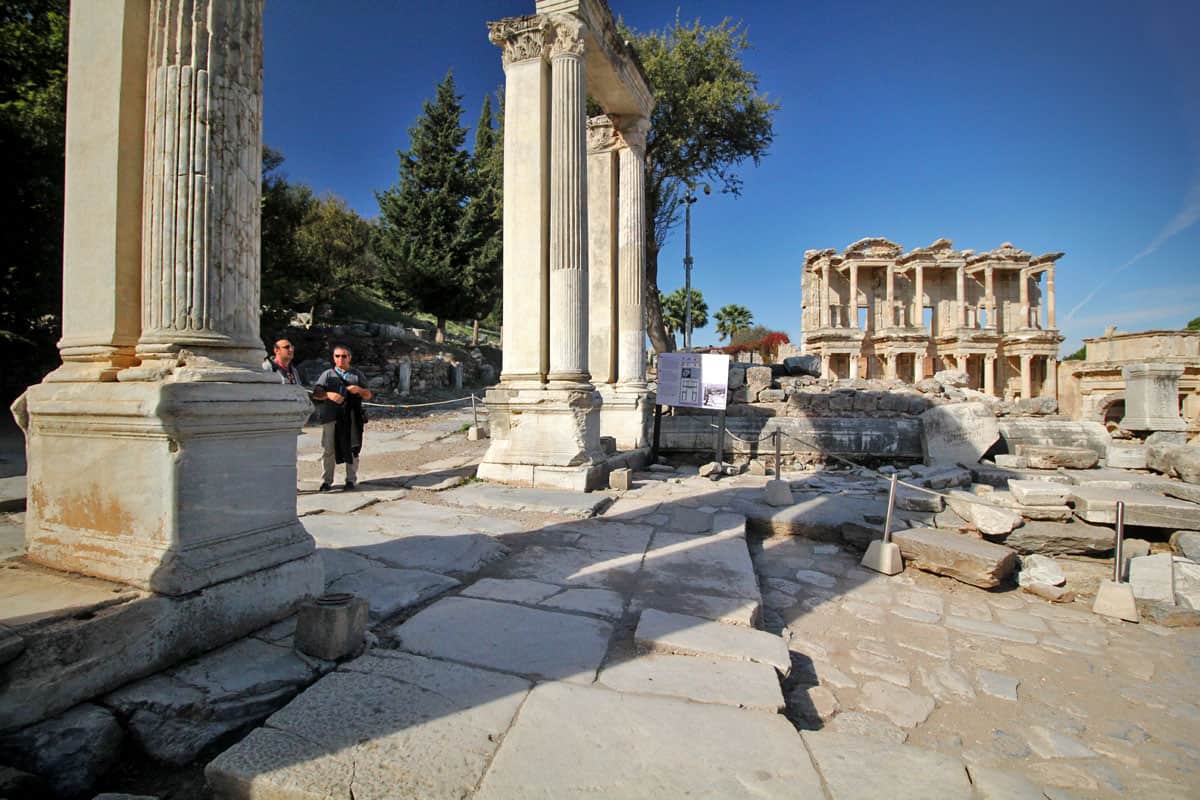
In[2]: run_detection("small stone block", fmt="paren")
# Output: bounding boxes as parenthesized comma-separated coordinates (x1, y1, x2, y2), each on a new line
(294, 595, 369, 661)
(1022, 582, 1075, 603)
(861, 540, 903, 575)
(467, 425, 487, 441)
(609, 468, 632, 491)
(1092, 580, 1139, 622)
(764, 479, 794, 507)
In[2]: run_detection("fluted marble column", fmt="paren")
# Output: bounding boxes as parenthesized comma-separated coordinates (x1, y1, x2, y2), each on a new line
(586, 115, 618, 385)
(616, 116, 649, 387)
(848, 264, 859, 328)
(136, 0, 265, 370)
(984, 266, 996, 330)
(956, 266, 967, 328)
(1046, 267, 1056, 328)
(546, 15, 591, 387)
(820, 263, 830, 328)
(885, 265, 896, 328)
(1019, 270, 1030, 328)
(913, 266, 924, 329)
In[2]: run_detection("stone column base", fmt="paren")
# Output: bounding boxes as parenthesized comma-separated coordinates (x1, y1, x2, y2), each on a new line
(478, 384, 607, 491)
(21, 378, 316, 595)
(597, 383, 653, 450)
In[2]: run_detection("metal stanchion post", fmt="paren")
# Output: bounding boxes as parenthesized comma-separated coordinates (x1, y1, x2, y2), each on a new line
(774, 430, 782, 478)
(861, 472, 903, 575)
(1093, 498, 1138, 621)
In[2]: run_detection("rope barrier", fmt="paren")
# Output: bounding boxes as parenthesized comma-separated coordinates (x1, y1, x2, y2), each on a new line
(361, 393, 486, 411)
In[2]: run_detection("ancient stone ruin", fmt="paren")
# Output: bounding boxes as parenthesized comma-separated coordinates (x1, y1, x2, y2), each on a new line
(801, 238, 1062, 398)
(479, 0, 655, 491)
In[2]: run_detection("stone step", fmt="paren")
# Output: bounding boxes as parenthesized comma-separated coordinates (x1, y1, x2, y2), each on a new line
(1070, 485, 1200, 529)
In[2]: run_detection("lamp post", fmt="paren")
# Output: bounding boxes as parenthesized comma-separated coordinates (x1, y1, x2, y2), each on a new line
(682, 181, 710, 351)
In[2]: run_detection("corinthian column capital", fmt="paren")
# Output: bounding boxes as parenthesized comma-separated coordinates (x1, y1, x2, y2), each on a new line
(612, 115, 650, 156)
(487, 15, 548, 69)
(546, 14, 586, 59)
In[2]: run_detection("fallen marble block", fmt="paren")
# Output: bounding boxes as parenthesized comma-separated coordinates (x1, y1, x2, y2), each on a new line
(1106, 442, 1147, 470)
(892, 527, 1018, 588)
(1018, 554, 1065, 587)
(1129, 553, 1175, 605)
(1070, 486, 1200, 530)
(1146, 441, 1200, 484)
(1171, 530, 1200, 561)
(1008, 479, 1070, 506)
(945, 491, 1023, 536)
(1015, 445, 1099, 470)
(920, 402, 999, 466)
(988, 491, 1072, 521)
(1000, 519, 1114, 556)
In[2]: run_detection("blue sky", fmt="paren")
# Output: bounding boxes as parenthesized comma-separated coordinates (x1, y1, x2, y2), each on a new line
(263, 1, 1200, 353)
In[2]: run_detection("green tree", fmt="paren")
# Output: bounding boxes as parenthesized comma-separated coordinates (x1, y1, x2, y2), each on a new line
(1063, 345, 1087, 361)
(660, 287, 708, 347)
(260, 147, 316, 330)
(0, 0, 68, 402)
(458, 93, 503, 344)
(375, 71, 479, 344)
(715, 303, 753, 342)
(1187, 316, 1200, 331)
(731, 324, 773, 346)
(622, 16, 778, 353)
(292, 195, 375, 325)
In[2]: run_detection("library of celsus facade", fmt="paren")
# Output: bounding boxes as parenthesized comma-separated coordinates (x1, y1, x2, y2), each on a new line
(801, 238, 1063, 398)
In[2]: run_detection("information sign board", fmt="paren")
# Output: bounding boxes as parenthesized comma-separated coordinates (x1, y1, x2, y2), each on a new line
(656, 352, 730, 410)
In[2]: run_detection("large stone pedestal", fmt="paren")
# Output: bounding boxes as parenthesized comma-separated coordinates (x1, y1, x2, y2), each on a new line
(597, 384, 653, 450)
(478, 385, 608, 491)
(1120, 363, 1186, 432)
(21, 379, 316, 595)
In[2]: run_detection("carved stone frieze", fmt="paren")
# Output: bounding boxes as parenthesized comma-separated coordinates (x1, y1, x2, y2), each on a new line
(587, 115, 618, 153)
(488, 15, 548, 68)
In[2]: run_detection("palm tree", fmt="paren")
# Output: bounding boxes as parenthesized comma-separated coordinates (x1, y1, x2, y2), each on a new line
(715, 304, 753, 342)
(659, 288, 708, 347)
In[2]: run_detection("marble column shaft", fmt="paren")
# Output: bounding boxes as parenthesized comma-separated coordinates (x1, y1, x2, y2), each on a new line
(913, 266, 924, 329)
(885, 265, 895, 327)
(956, 266, 966, 328)
(138, 0, 265, 366)
(546, 16, 590, 386)
(1020, 354, 1033, 399)
(490, 16, 551, 386)
(848, 264, 859, 328)
(984, 266, 995, 329)
(586, 115, 618, 385)
(1019, 270, 1030, 328)
(616, 116, 648, 386)
(1046, 267, 1056, 328)
(984, 355, 996, 396)
(820, 264, 830, 328)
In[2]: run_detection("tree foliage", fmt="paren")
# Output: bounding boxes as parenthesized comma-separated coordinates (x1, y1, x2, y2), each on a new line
(375, 72, 499, 343)
(458, 93, 503, 341)
(1063, 345, 1087, 361)
(659, 287, 708, 347)
(261, 147, 315, 329)
(1187, 316, 1200, 331)
(715, 303, 753, 342)
(621, 16, 778, 353)
(0, 0, 68, 401)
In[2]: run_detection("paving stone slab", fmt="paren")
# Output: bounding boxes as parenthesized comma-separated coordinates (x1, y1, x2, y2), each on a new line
(966, 764, 1049, 800)
(944, 614, 1038, 644)
(634, 609, 790, 673)
(1008, 479, 1072, 506)
(393, 597, 613, 682)
(857, 680, 934, 727)
(893, 527, 1018, 588)
(327, 565, 458, 620)
(0, 476, 25, 512)
(597, 653, 784, 711)
(638, 529, 761, 601)
(802, 730, 973, 799)
(207, 652, 530, 800)
(442, 483, 614, 517)
(629, 589, 760, 627)
(539, 587, 625, 619)
(1070, 485, 1200, 529)
(296, 491, 380, 516)
(0, 516, 23, 561)
(551, 518, 656, 556)
(490, 542, 644, 590)
(104, 637, 332, 765)
(405, 472, 468, 491)
(474, 681, 822, 799)
(825, 710, 907, 743)
(461, 578, 561, 605)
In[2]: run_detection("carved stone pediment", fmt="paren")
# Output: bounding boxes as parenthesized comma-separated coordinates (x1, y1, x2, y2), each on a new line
(844, 237, 903, 259)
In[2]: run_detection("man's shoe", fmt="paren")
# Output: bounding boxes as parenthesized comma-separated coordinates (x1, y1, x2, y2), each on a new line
(344, 481, 356, 491)
(318, 482, 332, 492)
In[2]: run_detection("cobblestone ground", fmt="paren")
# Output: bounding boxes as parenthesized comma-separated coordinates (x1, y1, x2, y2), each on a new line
(755, 534, 1200, 799)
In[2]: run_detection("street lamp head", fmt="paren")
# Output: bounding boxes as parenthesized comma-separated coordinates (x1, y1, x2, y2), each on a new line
(702, 183, 712, 196)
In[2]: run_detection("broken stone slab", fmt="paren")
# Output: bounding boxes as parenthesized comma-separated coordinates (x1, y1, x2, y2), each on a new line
(442, 483, 613, 517)
(801, 730, 973, 799)
(857, 680, 936, 728)
(988, 491, 1072, 521)
(1018, 554, 1066, 587)
(896, 485, 943, 512)
(1070, 486, 1200, 529)
(540, 587, 625, 619)
(629, 590, 760, 628)
(945, 490, 1023, 536)
(1008, 479, 1071, 506)
(609, 467, 632, 491)
(207, 651, 531, 800)
(920, 402, 999, 466)
(0, 703, 122, 798)
(1163, 481, 1200, 505)
(638, 530, 761, 602)
(1003, 519, 1114, 556)
(1173, 557, 1200, 609)
(914, 465, 974, 490)
(1015, 444, 1099, 470)
(1022, 582, 1075, 603)
(394, 596, 613, 683)
(634, 608, 790, 674)
(461, 577, 561, 605)
(763, 479, 794, 506)
(295, 491, 380, 516)
(1171, 530, 1200, 560)
(1106, 442, 1147, 470)
(597, 653, 784, 711)
(474, 681, 823, 799)
(1129, 553, 1175, 604)
(103, 637, 333, 765)
(970, 462, 1072, 488)
(892, 527, 1018, 588)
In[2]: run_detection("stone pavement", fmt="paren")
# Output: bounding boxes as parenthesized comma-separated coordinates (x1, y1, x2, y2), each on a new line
(201, 428, 1200, 799)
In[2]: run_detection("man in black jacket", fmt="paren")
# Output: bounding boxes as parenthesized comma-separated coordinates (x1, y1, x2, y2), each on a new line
(314, 345, 372, 491)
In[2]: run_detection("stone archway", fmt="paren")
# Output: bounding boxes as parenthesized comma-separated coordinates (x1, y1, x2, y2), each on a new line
(1097, 392, 1126, 426)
